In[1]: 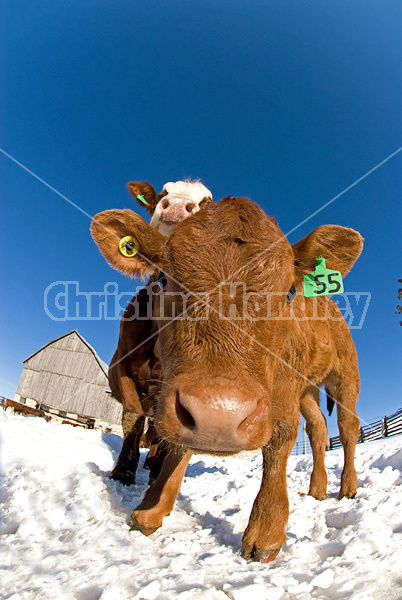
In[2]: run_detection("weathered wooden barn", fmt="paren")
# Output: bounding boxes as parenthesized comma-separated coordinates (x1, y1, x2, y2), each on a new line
(14, 330, 122, 429)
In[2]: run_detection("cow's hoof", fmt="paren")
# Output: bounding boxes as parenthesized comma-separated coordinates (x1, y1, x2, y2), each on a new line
(308, 490, 327, 501)
(242, 523, 285, 563)
(339, 473, 357, 499)
(129, 511, 161, 536)
(241, 544, 281, 563)
(110, 469, 136, 486)
(339, 490, 357, 500)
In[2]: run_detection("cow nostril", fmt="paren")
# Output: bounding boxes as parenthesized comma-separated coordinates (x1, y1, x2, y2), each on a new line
(237, 399, 262, 435)
(162, 199, 170, 209)
(186, 202, 196, 213)
(175, 391, 195, 430)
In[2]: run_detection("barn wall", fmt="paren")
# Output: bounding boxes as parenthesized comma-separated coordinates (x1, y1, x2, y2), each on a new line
(15, 332, 122, 425)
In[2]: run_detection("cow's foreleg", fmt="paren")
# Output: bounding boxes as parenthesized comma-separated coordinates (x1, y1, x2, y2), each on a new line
(300, 386, 328, 500)
(242, 420, 298, 563)
(143, 421, 167, 482)
(111, 413, 145, 485)
(148, 442, 168, 484)
(109, 356, 146, 485)
(118, 366, 144, 416)
(129, 446, 192, 535)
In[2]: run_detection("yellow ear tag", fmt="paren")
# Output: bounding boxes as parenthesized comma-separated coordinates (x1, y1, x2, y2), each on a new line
(119, 236, 139, 258)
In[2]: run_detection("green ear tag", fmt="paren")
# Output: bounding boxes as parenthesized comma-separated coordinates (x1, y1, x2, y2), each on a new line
(137, 194, 147, 205)
(303, 257, 344, 298)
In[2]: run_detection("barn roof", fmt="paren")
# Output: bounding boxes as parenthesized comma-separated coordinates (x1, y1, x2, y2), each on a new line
(23, 330, 108, 377)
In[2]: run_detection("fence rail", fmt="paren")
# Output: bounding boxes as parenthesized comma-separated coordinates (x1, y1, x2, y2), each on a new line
(1, 396, 96, 429)
(292, 407, 402, 456)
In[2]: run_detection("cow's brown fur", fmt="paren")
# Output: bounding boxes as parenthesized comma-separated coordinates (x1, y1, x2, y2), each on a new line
(91, 196, 362, 562)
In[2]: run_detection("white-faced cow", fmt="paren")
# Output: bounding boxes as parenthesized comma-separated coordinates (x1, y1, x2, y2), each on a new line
(128, 179, 213, 236)
(91, 195, 362, 562)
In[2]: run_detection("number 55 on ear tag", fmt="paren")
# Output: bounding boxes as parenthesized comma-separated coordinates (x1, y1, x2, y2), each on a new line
(303, 257, 344, 298)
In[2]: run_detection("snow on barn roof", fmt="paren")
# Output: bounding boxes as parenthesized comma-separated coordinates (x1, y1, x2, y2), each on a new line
(23, 330, 109, 377)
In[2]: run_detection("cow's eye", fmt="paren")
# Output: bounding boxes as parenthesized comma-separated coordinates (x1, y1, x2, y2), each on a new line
(199, 196, 212, 208)
(157, 272, 168, 290)
(234, 237, 246, 245)
(286, 285, 297, 304)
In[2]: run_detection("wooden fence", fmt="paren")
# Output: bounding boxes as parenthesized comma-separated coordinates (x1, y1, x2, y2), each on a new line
(0, 396, 96, 429)
(292, 407, 402, 456)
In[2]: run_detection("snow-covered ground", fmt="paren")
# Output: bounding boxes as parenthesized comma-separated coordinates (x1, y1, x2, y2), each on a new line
(0, 410, 401, 600)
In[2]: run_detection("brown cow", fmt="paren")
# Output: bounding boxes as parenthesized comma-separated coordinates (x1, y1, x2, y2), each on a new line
(92, 196, 362, 562)
(110, 182, 333, 493)
(109, 180, 213, 485)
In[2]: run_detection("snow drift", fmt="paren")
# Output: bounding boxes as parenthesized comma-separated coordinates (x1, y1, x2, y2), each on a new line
(0, 410, 401, 600)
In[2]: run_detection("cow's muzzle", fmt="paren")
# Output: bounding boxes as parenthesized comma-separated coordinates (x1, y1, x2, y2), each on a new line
(156, 379, 271, 453)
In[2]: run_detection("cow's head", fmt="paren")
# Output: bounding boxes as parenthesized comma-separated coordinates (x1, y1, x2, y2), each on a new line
(127, 180, 213, 237)
(91, 196, 363, 454)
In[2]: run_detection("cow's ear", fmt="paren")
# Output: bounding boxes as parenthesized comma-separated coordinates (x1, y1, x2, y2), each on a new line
(91, 209, 167, 278)
(127, 181, 159, 214)
(293, 225, 363, 281)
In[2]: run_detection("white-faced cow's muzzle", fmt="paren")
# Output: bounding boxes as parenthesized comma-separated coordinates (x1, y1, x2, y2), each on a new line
(150, 194, 201, 236)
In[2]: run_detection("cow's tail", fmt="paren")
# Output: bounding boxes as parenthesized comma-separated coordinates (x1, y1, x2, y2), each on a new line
(326, 386, 336, 416)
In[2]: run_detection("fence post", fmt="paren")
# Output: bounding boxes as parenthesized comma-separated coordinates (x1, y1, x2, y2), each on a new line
(383, 416, 388, 437)
(303, 423, 306, 455)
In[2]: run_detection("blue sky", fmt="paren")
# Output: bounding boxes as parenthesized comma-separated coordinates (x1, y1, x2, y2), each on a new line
(1, 0, 401, 437)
